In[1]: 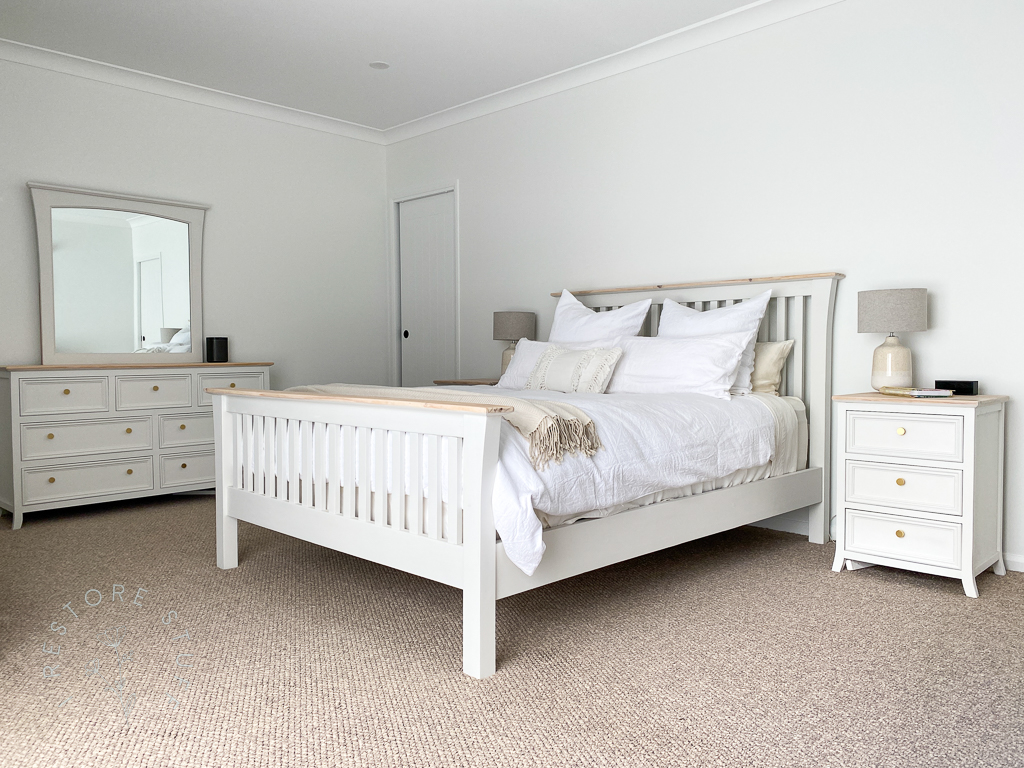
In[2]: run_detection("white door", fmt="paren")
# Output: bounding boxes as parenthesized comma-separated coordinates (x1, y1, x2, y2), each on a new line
(398, 192, 457, 386)
(138, 258, 164, 348)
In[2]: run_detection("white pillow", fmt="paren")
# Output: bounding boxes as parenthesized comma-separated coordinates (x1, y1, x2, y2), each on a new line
(497, 338, 616, 390)
(169, 323, 191, 347)
(657, 290, 772, 395)
(548, 290, 651, 343)
(526, 346, 623, 394)
(751, 340, 795, 396)
(605, 333, 751, 399)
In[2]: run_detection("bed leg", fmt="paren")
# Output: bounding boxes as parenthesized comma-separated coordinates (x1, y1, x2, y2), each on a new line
(217, 513, 238, 570)
(463, 566, 496, 679)
(461, 413, 501, 679)
(213, 395, 238, 570)
(807, 501, 828, 545)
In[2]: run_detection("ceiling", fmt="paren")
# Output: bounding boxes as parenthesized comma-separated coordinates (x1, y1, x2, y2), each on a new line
(0, 0, 759, 130)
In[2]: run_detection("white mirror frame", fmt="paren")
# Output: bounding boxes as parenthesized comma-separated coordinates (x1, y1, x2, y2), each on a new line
(28, 183, 207, 365)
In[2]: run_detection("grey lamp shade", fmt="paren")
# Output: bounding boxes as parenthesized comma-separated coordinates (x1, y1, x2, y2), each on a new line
(858, 289, 928, 333)
(493, 311, 536, 342)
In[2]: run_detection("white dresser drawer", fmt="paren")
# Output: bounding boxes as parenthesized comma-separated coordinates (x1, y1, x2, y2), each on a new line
(159, 413, 214, 448)
(844, 508, 961, 570)
(846, 411, 963, 463)
(22, 457, 154, 505)
(21, 417, 152, 460)
(20, 377, 108, 416)
(115, 375, 192, 410)
(846, 461, 962, 516)
(198, 372, 265, 405)
(160, 451, 215, 488)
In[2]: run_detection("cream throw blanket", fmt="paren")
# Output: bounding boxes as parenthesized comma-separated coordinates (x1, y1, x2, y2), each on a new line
(286, 383, 601, 471)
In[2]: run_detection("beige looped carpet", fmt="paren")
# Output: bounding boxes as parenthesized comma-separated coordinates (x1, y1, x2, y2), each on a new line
(1, 496, 1022, 768)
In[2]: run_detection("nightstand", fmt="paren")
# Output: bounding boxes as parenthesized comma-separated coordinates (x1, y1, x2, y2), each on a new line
(432, 379, 499, 386)
(832, 393, 1008, 597)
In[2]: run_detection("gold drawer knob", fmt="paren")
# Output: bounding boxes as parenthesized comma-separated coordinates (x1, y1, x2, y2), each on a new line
(63, 389, 70, 395)
(896, 478, 906, 486)
(46, 433, 54, 440)
(153, 385, 160, 391)
(48, 477, 55, 484)
(896, 427, 906, 436)
(181, 463, 188, 469)
(126, 469, 133, 475)
(230, 383, 236, 388)
(895, 529, 905, 538)
(126, 427, 132, 434)
(179, 424, 186, 430)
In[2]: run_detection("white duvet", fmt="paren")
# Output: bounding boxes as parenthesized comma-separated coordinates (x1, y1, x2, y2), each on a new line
(450, 387, 798, 576)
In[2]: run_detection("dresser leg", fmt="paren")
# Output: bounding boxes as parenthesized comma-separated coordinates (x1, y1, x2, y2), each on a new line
(961, 576, 979, 598)
(993, 557, 1007, 576)
(12, 510, 23, 530)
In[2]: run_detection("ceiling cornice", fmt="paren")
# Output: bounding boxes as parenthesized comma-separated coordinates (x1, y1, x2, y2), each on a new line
(383, 0, 845, 143)
(0, 0, 844, 147)
(0, 38, 388, 145)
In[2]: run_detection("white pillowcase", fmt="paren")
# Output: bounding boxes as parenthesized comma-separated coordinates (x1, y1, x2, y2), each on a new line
(526, 346, 623, 394)
(751, 340, 795, 396)
(548, 290, 651, 344)
(605, 333, 751, 399)
(497, 339, 615, 390)
(657, 290, 772, 395)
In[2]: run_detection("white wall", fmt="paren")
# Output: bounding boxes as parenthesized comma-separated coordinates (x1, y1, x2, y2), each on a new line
(0, 58, 389, 389)
(386, 0, 1024, 562)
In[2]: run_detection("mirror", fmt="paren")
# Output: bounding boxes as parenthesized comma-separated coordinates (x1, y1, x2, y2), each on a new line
(30, 184, 207, 365)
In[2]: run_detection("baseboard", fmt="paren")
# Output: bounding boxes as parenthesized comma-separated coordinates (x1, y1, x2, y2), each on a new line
(1003, 552, 1024, 573)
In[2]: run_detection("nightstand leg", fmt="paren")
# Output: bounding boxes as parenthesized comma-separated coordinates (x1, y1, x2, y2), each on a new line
(831, 550, 845, 572)
(993, 557, 1007, 576)
(961, 576, 979, 599)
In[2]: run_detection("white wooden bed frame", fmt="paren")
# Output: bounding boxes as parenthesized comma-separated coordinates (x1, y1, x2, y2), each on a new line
(211, 273, 842, 678)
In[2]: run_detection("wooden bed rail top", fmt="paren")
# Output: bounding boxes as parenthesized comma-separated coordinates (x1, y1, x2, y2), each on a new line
(204, 388, 514, 414)
(550, 272, 845, 297)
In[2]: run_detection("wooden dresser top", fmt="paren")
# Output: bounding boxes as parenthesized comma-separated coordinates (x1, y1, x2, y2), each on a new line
(2, 362, 273, 371)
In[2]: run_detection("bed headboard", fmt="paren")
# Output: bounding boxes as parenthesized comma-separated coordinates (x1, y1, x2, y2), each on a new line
(553, 272, 843, 544)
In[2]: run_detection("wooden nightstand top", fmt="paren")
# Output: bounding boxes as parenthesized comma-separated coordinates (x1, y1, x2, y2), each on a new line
(433, 378, 499, 386)
(833, 392, 1008, 408)
(2, 362, 273, 371)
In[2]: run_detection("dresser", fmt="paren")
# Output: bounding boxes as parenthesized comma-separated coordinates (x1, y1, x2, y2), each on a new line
(0, 363, 272, 529)
(831, 393, 1007, 597)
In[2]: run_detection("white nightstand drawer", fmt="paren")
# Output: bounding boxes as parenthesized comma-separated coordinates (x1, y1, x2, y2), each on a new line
(197, 373, 265, 405)
(115, 375, 192, 410)
(846, 461, 962, 516)
(22, 457, 154, 505)
(845, 508, 961, 570)
(21, 417, 153, 460)
(159, 413, 214, 448)
(20, 377, 108, 416)
(847, 411, 963, 463)
(160, 451, 215, 488)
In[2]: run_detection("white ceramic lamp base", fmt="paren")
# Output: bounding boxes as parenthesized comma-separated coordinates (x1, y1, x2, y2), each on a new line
(871, 334, 913, 390)
(500, 341, 517, 374)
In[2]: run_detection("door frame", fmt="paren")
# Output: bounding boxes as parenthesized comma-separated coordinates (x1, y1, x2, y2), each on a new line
(388, 181, 460, 386)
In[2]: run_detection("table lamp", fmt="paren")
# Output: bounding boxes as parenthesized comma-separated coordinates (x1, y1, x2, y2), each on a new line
(858, 288, 928, 390)
(493, 311, 536, 374)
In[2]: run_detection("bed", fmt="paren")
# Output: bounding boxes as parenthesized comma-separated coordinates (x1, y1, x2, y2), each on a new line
(210, 273, 842, 678)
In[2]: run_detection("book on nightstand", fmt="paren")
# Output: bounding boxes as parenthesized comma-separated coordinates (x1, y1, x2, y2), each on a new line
(878, 386, 954, 398)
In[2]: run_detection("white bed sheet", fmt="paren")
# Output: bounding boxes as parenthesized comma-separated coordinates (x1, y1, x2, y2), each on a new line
(449, 387, 802, 575)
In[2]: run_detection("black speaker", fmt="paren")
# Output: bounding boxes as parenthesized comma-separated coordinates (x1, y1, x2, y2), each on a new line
(205, 337, 229, 363)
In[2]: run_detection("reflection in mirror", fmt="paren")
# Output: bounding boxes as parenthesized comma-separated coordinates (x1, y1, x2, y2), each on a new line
(51, 209, 191, 354)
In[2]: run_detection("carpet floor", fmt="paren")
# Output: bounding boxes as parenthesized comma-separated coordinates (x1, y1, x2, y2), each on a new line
(0, 496, 1021, 768)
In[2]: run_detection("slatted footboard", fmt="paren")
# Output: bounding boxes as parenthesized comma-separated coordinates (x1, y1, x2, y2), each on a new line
(210, 388, 507, 678)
